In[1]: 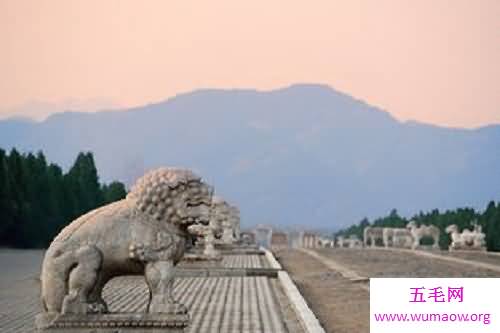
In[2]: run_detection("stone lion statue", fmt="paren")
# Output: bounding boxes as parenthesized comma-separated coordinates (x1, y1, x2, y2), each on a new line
(406, 220, 440, 249)
(40, 167, 213, 316)
(187, 196, 226, 258)
(211, 197, 233, 244)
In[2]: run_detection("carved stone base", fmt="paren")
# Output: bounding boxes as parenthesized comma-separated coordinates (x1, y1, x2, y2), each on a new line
(183, 253, 223, 262)
(36, 313, 189, 333)
(449, 246, 487, 252)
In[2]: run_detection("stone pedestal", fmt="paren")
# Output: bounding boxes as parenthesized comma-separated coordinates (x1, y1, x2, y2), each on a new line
(36, 313, 189, 333)
(449, 246, 487, 252)
(183, 252, 223, 262)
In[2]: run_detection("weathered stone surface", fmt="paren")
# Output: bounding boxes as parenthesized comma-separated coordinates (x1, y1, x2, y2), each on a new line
(239, 232, 256, 246)
(446, 222, 487, 251)
(37, 167, 213, 331)
(35, 313, 188, 332)
(185, 197, 226, 260)
(228, 206, 240, 242)
(207, 198, 241, 245)
(406, 221, 440, 249)
(382, 227, 413, 248)
(363, 226, 384, 247)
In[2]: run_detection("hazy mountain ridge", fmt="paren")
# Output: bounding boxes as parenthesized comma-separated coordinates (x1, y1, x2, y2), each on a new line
(1, 84, 499, 230)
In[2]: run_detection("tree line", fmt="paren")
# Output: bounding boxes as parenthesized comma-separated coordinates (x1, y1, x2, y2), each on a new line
(0, 149, 127, 248)
(335, 203, 500, 251)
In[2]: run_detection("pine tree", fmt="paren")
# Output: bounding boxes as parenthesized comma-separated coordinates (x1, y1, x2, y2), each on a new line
(102, 181, 127, 204)
(0, 149, 13, 243)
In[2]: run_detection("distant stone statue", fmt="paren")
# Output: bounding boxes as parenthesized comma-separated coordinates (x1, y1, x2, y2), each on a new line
(38, 167, 213, 321)
(363, 226, 384, 247)
(347, 235, 363, 248)
(383, 227, 413, 248)
(187, 195, 226, 259)
(187, 220, 222, 259)
(229, 205, 241, 241)
(472, 223, 486, 248)
(336, 235, 346, 248)
(240, 231, 256, 245)
(289, 230, 304, 248)
(211, 197, 235, 244)
(255, 224, 273, 248)
(446, 221, 486, 251)
(318, 237, 334, 248)
(406, 221, 440, 250)
(336, 235, 352, 248)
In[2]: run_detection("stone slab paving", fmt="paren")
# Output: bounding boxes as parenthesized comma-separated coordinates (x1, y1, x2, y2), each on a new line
(178, 254, 269, 269)
(0, 250, 295, 333)
(221, 254, 270, 268)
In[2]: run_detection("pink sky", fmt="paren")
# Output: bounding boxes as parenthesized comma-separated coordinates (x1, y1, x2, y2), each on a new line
(1, 0, 498, 127)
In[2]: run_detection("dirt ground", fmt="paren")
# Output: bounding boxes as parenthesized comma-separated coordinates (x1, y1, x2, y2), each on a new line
(275, 249, 370, 333)
(275, 247, 500, 333)
(314, 248, 500, 278)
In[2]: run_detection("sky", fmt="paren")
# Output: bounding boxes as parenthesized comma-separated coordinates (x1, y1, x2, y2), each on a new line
(0, 0, 498, 127)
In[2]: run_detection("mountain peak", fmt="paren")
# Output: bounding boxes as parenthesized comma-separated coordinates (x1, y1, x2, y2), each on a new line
(0, 85, 498, 229)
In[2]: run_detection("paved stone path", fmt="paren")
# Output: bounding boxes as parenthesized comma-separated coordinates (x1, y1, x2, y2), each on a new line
(0, 250, 295, 333)
(222, 254, 270, 268)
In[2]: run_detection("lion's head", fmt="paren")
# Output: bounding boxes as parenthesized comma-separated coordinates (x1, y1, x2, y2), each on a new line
(127, 167, 213, 228)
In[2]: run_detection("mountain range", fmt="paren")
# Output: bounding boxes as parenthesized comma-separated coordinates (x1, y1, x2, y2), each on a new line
(1, 84, 499, 230)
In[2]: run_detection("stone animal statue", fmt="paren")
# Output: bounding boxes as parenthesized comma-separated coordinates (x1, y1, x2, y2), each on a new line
(472, 224, 486, 248)
(229, 205, 241, 241)
(393, 229, 414, 248)
(347, 235, 363, 248)
(212, 197, 234, 244)
(188, 196, 226, 258)
(445, 223, 486, 250)
(406, 221, 440, 250)
(40, 168, 213, 315)
(382, 227, 413, 248)
(363, 226, 384, 247)
(336, 236, 352, 248)
(318, 237, 334, 248)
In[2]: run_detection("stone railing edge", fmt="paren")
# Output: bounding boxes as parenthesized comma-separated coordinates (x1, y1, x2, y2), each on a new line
(262, 247, 326, 333)
(261, 247, 283, 270)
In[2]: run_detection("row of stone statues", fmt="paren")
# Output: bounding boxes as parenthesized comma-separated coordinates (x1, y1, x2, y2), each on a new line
(189, 196, 241, 259)
(264, 222, 487, 252)
(361, 221, 485, 251)
(37, 167, 242, 332)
